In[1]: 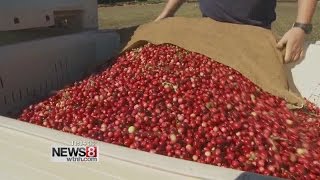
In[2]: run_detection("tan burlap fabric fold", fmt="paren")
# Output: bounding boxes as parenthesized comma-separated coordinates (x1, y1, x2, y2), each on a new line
(122, 17, 304, 106)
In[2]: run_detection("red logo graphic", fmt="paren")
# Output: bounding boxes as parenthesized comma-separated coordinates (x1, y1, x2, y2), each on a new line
(86, 146, 98, 157)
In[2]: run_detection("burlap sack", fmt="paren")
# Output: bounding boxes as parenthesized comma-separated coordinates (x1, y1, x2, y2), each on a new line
(122, 17, 304, 106)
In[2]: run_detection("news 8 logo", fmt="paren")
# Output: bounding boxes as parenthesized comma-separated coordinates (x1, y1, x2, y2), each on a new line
(51, 145, 99, 162)
(86, 146, 97, 157)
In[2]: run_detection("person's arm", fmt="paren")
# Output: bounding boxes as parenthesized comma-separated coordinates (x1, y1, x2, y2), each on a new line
(296, 0, 317, 24)
(277, 0, 317, 63)
(155, 0, 186, 21)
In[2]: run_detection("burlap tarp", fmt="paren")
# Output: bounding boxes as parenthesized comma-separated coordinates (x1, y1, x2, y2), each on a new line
(121, 17, 305, 106)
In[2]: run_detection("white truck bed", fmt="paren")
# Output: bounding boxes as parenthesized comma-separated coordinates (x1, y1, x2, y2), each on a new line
(1, 115, 268, 180)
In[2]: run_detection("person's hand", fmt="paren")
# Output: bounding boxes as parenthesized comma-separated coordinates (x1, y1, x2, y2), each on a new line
(154, 13, 171, 22)
(154, 15, 165, 22)
(276, 27, 306, 63)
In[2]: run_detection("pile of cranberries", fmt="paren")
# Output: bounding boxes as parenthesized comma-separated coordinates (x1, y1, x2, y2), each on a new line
(20, 44, 320, 179)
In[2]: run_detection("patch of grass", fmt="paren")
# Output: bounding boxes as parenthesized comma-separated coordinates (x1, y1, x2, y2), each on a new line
(0, 2, 318, 46)
(273, 2, 320, 42)
(99, 2, 320, 42)
(98, 2, 201, 28)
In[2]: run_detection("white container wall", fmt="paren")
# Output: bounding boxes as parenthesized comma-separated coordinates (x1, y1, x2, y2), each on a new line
(1, 115, 273, 180)
(286, 41, 320, 107)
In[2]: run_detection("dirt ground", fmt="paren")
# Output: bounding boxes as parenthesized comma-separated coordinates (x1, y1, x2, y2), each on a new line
(0, 2, 318, 46)
(98, 2, 320, 42)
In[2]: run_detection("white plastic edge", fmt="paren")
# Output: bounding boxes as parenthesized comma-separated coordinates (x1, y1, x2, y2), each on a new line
(286, 40, 320, 107)
(0, 115, 281, 180)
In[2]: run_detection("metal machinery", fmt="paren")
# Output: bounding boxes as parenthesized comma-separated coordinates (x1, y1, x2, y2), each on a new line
(0, 0, 319, 179)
